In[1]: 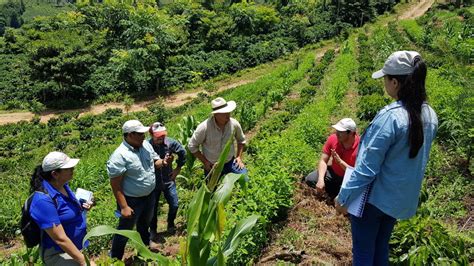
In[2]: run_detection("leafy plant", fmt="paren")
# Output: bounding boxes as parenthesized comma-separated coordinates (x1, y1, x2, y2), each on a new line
(237, 101, 257, 132)
(390, 216, 470, 265)
(356, 94, 389, 122)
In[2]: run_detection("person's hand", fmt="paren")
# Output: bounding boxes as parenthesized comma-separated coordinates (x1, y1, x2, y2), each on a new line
(203, 160, 213, 172)
(165, 153, 174, 165)
(81, 200, 94, 211)
(121, 206, 134, 219)
(316, 180, 325, 194)
(334, 197, 348, 216)
(234, 157, 245, 170)
(331, 149, 343, 166)
(171, 168, 180, 181)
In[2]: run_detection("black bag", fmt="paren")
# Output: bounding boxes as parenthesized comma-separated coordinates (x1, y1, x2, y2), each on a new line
(20, 191, 56, 248)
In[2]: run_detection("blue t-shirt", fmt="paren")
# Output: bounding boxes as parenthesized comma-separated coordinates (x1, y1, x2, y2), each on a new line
(29, 180, 88, 251)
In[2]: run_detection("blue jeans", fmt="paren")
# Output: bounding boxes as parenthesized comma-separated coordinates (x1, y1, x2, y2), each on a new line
(150, 181, 178, 232)
(350, 203, 397, 266)
(110, 191, 156, 260)
(204, 157, 248, 180)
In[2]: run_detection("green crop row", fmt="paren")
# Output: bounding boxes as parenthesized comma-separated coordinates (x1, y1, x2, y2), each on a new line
(224, 37, 358, 264)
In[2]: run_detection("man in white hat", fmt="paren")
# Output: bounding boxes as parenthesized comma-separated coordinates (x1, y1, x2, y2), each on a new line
(148, 122, 186, 237)
(188, 97, 247, 178)
(304, 118, 360, 200)
(107, 120, 165, 260)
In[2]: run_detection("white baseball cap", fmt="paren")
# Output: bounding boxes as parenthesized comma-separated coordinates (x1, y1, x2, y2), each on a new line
(372, 51, 421, 79)
(42, 151, 80, 172)
(150, 122, 167, 137)
(332, 118, 356, 132)
(122, 120, 149, 134)
(211, 97, 236, 114)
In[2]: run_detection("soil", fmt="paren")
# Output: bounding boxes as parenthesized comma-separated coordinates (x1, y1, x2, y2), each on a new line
(256, 182, 352, 265)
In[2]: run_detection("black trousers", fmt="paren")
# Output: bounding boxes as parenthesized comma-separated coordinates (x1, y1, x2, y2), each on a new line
(304, 167, 343, 199)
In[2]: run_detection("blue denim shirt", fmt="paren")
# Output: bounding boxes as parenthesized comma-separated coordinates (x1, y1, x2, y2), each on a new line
(107, 140, 159, 197)
(337, 101, 438, 219)
(30, 180, 88, 251)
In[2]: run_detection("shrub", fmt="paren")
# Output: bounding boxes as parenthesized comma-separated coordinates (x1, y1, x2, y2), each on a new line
(357, 94, 389, 122)
(390, 216, 471, 264)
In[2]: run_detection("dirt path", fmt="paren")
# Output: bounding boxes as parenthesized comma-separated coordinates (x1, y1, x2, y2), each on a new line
(399, 0, 435, 20)
(0, 79, 256, 125)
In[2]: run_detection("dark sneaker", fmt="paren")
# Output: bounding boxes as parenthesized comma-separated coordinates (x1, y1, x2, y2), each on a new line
(150, 231, 158, 241)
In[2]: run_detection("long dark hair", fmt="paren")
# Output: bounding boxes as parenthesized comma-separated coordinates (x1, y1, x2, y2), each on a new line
(30, 165, 54, 194)
(388, 56, 427, 158)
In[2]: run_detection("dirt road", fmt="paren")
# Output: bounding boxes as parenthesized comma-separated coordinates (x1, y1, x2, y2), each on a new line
(0, 79, 256, 125)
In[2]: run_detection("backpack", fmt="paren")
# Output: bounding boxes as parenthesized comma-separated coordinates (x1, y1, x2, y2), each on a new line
(20, 191, 56, 248)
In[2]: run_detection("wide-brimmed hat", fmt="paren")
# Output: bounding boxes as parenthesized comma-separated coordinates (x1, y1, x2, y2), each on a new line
(211, 97, 236, 114)
(122, 120, 149, 134)
(42, 151, 80, 172)
(332, 118, 356, 132)
(372, 51, 421, 79)
(150, 122, 167, 138)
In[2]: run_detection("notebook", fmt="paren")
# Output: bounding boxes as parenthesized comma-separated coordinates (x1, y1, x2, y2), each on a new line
(341, 167, 372, 217)
(75, 188, 93, 203)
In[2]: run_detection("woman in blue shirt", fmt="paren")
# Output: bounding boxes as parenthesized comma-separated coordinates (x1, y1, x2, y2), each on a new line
(29, 151, 95, 266)
(335, 51, 438, 265)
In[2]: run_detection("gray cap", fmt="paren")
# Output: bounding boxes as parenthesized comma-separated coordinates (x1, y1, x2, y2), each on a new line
(372, 51, 421, 79)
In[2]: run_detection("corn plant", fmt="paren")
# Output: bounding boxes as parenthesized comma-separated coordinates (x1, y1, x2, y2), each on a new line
(182, 131, 258, 265)
(176, 115, 200, 189)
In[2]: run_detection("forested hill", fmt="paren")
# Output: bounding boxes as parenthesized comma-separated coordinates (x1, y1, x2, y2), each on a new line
(0, 0, 400, 110)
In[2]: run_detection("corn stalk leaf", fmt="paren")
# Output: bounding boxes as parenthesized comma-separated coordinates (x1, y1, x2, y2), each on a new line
(207, 130, 234, 191)
(217, 203, 226, 241)
(82, 225, 171, 265)
(222, 215, 259, 257)
(213, 173, 243, 205)
(207, 215, 259, 265)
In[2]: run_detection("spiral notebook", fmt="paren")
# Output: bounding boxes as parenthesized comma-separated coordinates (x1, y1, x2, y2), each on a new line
(341, 167, 372, 217)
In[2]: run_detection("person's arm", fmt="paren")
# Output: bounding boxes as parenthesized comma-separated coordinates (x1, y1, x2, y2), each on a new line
(337, 111, 396, 207)
(44, 225, 87, 265)
(192, 150, 213, 172)
(110, 176, 133, 218)
(171, 139, 186, 181)
(154, 158, 167, 169)
(331, 149, 350, 171)
(234, 120, 246, 169)
(188, 122, 212, 171)
(316, 153, 330, 194)
(235, 143, 245, 169)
